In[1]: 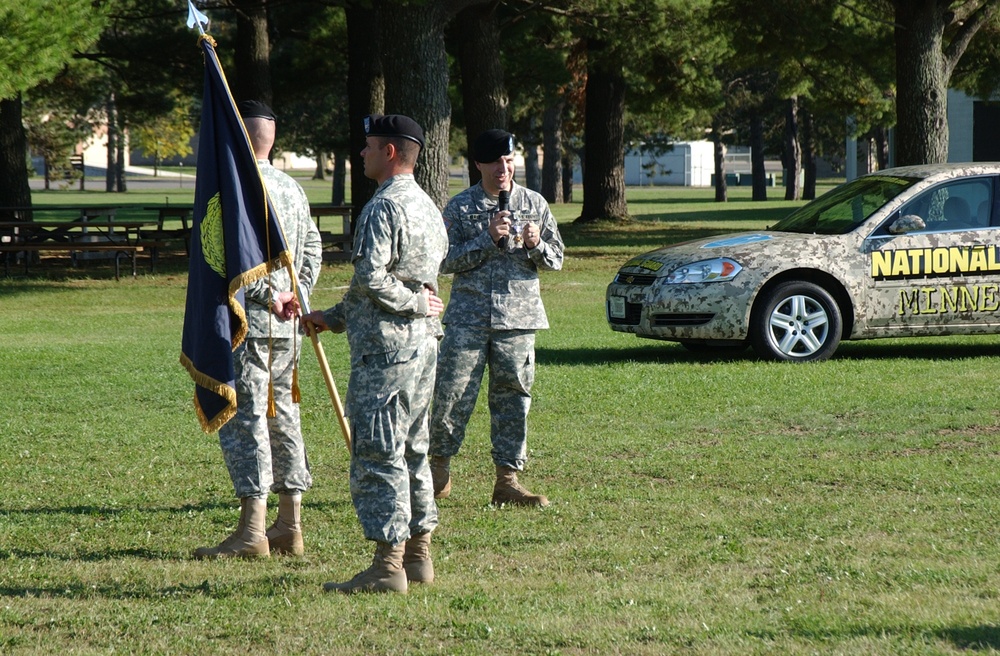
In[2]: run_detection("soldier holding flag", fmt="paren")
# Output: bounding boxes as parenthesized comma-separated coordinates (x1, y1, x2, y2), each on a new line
(192, 100, 322, 559)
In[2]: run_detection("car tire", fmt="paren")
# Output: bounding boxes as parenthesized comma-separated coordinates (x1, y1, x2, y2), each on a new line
(750, 281, 842, 362)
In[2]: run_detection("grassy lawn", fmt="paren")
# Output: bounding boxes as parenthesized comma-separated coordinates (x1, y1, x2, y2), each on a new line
(1, 180, 998, 654)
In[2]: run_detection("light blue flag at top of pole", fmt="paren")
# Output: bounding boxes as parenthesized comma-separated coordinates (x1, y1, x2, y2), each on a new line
(187, 0, 209, 33)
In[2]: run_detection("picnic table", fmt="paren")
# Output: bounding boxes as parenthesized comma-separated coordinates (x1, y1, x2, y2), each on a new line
(310, 204, 353, 261)
(140, 206, 194, 262)
(0, 206, 159, 279)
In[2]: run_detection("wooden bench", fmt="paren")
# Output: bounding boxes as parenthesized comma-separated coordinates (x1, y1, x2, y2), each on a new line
(141, 206, 193, 259)
(310, 205, 353, 261)
(0, 243, 144, 279)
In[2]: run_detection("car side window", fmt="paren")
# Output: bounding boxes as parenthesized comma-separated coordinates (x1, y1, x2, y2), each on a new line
(897, 179, 993, 233)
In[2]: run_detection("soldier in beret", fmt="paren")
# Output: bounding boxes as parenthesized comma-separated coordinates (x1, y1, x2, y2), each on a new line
(303, 114, 448, 594)
(429, 128, 564, 508)
(194, 100, 323, 560)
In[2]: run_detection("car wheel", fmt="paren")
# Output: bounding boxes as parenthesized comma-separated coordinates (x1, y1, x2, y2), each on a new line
(750, 281, 842, 362)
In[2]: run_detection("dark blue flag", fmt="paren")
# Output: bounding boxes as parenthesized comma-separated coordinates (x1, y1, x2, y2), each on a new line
(180, 35, 291, 433)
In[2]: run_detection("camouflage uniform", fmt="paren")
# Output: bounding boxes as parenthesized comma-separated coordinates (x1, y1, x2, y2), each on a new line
(321, 173, 448, 546)
(218, 159, 322, 499)
(430, 180, 563, 470)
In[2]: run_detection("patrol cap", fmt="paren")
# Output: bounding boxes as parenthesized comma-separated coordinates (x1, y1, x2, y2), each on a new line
(237, 100, 276, 121)
(472, 129, 515, 163)
(363, 114, 425, 149)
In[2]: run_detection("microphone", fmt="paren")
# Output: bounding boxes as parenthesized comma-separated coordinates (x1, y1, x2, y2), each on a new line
(497, 189, 510, 248)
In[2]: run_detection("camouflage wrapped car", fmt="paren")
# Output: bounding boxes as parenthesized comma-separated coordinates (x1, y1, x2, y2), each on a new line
(606, 163, 1000, 361)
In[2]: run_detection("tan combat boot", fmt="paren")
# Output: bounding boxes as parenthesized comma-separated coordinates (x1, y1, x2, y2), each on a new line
(193, 497, 270, 559)
(266, 492, 304, 556)
(323, 541, 407, 594)
(430, 456, 451, 499)
(402, 531, 434, 584)
(492, 466, 549, 508)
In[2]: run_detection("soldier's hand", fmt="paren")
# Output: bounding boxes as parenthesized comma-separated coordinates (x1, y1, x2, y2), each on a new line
(301, 310, 329, 334)
(423, 287, 444, 318)
(272, 291, 299, 320)
(523, 222, 540, 249)
(489, 210, 511, 244)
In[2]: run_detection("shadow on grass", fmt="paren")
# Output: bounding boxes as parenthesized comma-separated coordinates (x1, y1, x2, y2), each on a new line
(936, 625, 1000, 650)
(536, 339, 1000, 366)
(0, 574, 310, 600)
(0, 256, 191, 290)
(536, 344, 736, 366)
(0, 580, 214, 600)
(747, 624, 1000, 650)
(0, 547, 188, 562)
(0, 498, 351, 519)
(0, 499, 353, 562)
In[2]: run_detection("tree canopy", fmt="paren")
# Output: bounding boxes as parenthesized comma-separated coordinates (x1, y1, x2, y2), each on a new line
(6, 0, 1000, 216)
(0, 1, 106, 100)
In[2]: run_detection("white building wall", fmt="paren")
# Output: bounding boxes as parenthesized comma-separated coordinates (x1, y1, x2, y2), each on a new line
(622, 141, 715, 186)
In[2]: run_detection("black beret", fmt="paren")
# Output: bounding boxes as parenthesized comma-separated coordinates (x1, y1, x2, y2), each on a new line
(364, 114, 425, 149)
(237, 100, 275, 121)
(472, 129, 515, 163)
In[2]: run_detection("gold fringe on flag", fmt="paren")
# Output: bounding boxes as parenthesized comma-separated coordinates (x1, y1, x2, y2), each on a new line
(291, 322, 301, 403)
(267, 378, 277, 417)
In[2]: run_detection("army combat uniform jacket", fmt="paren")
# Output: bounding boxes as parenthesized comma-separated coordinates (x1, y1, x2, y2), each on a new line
(218, 160, 322, 499)
(323, 173, 448, 545)
(244, 159, 323, 337)
(441, 180, 564, 329)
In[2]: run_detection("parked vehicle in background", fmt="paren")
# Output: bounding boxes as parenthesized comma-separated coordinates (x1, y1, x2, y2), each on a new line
(606, 164, 1000, 361)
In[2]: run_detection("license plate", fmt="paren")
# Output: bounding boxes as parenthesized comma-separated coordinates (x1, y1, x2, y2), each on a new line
(609, 295, 626, 319)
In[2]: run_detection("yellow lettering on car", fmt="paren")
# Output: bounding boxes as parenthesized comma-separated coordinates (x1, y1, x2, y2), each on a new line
(896, 283, 1000, 315)
(623, 257, 664, 272)
(874, 246, 1000, 280)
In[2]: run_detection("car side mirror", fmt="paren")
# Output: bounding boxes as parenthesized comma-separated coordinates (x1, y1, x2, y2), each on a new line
(888, 214, 926, 235)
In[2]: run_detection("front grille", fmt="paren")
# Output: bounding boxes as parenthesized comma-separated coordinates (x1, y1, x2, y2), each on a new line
(608, 301, 643, 325)
(651, 313, 714, 327)
(614, 273, 657, 286)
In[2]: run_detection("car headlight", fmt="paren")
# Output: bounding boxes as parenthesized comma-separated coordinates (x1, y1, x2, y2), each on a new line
(664, 257, 742, 284)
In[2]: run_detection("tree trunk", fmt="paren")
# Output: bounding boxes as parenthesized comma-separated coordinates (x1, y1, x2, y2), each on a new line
(561, 152, 574, 203)
(0, 96, 32, 219)
(106, 94, 117, 193)
(332, 150, 347, 205)
(346, 3, 383, 222)
(313, 152, 326, 180)
(749, 109, 767, 201)
(577, 41, 628, 223)
(376, 0, 451, 208)
(541, 103, 563, 203)
(454, 1, 508, 186)
(783, 96, 801, 201)
(233, 0, 272, 105)
(893, 1, 948, 165)
(801, 108, 817, 200)
(115, 112, 127, 192)
(873, 125, 890, 170)
(711, 118, 727, 203)
(523, 135, 541, 192)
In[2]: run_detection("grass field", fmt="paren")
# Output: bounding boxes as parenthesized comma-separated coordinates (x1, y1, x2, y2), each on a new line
(1, 179, 998, 654)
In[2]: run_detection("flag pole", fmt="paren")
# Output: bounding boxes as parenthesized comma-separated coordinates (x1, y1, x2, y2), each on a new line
(297, 296, 351, 450)
(302, 318, 352, 451)
(185, 0, 350, 449)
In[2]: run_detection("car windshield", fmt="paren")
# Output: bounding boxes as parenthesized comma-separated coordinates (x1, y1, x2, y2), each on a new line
(771, 175, 921, 235)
